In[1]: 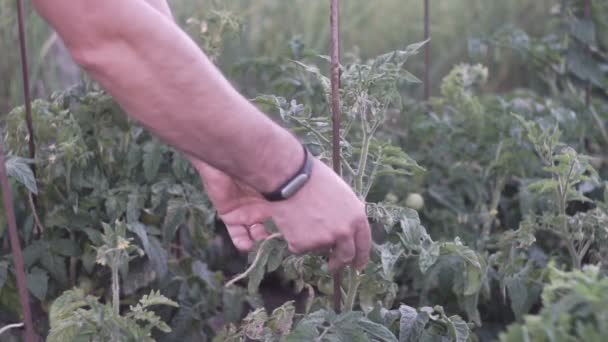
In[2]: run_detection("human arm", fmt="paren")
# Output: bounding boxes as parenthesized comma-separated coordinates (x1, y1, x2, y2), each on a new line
(31, 0, 372, 270)
(31, 0, 302, 193)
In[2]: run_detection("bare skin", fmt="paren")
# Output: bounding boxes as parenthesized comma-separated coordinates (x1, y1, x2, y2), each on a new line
(31, 0, 371, 271)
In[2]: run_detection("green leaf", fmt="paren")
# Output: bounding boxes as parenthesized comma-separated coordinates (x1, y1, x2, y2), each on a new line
(5, 156, 38, 194)
(135, 289, 179, 309)
(266, 240, 287, 273)
(162, 199, 187, 244)
(419, 242, 440, 274)
(447, 316, 470, 342)
(0, 261, 8, 290)
(128, 222, 150, 251)
(286, 310, 327, 341)
(378, 242, 403, 280)
(359, 317, 398, 342)
(126, 190, 143, 224)
(399, 305, 428, 342)
(26, 267, 49, 300)
(192, 260, 219, 290)
(50, 238, 81, 257)
(143, 141, 163, 182)
(268, 301, 296, 336)
(247, 242, 275, 294)
(42, 253, 69, 287)
(23, 240, 47, 267)
(145, 236, 168, 279)
(569, 17, 596, 47)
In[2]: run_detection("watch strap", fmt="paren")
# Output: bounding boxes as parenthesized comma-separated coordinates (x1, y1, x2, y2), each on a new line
(262, 145, 313, 201)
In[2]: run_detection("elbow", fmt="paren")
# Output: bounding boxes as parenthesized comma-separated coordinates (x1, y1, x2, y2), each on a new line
(32, 0, 114, 71)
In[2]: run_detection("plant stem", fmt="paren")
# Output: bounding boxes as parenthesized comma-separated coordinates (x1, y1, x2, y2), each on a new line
(316, 323, 334, 341)
(111, 264, 120, 316)
(225, 233, 282, 287)
(566, 240, 581, 270)
(355, 132, 371, 195)
(0, 323, 24, 336)
(0, 140, 35, 342)
(344, 267, 361, 312)
(329, 0, 343, 314)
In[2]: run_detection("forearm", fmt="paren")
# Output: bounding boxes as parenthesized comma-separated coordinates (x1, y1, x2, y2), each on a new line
(32, 0, 302, 192)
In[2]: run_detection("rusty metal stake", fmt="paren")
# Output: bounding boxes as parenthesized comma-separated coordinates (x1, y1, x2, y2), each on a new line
(16, 0, 36, 164)
(0, 142, 36, 341)
(585, 0, 592, 107)
(424, 0, 431, 101)
(329, 0, 343, 313)
(9, 1, 38, 341)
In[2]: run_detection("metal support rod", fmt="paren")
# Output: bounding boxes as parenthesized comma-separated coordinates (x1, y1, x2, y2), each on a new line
(585, 0, 592, 107)
(12, 1, 38, 340)
(424, 0, 431, 101)
(16, 0, 36, 164)
(329, 0, 343, 313)
(0, 142, 36, 342)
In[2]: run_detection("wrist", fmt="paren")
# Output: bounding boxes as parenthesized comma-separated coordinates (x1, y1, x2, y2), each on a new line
(253, 128, 306, 194)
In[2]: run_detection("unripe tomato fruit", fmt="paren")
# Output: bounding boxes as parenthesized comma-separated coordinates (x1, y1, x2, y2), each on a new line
(406, 193, 424, 210)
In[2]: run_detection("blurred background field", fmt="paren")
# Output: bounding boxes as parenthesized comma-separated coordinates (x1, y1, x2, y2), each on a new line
(1, 0, 555, 114)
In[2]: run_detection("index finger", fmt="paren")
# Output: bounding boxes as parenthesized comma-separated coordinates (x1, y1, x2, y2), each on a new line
(353, 218, 372, 270)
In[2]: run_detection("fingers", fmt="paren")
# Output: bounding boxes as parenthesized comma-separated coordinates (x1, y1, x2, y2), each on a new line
(225, 224, 254, 252)
(248, 223, 270, 241)
(328, 235, 355, 272)
(225, 223, 271, 252)
(353, 219, 372, 270)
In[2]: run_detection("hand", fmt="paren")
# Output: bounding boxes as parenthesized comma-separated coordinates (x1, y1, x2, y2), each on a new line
(190, 157, 372, 272)
(189, 158, 272, 252)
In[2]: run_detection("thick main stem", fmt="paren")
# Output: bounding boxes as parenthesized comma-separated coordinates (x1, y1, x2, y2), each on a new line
(0, 142, 36, 342)
(111, 264, 120, 316)
(330, 0, 343, 314)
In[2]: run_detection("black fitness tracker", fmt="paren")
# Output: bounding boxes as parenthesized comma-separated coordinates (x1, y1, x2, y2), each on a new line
(261, 144, 313, 201)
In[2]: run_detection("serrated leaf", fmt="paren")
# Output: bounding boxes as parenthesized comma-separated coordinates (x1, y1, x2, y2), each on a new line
(447, 316, 470, 342)
(247, 243, 274, 294)
(5, 156, 38, 194)
(41, 253, 69, 287)
(192, 260, 218, 290)
(0, 261, 9, 290)
(23, 240, 47, 268)
(126, 190, 143, 223)
(400, 307, 429, 342)
(128, 222, 150, 250)
(266, 240, 287, 272)
(569, 17, 596, 47)
(145, 236, 168, 279)
(26, 267, 49, 300)
(162, 199, 187, 244)
(286, 310, 327, 341)
(50, 238, 81, 257)
(359, 317, 398, 342)
(268, 301, 296, 336)
(379, 242, 403, 280)
(143, 141, 163, 182)
(419, 242, 440, 273)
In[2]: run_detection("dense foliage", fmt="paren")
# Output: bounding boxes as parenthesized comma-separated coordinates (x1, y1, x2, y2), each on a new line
(1, 0, 608, 341)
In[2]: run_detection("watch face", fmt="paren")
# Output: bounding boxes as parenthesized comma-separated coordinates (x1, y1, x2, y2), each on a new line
(280, 174, 309, 198)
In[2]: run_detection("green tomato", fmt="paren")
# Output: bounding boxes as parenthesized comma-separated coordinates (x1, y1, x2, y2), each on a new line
(78, 275, 94, 294)
(317, 278, 334, 295)
(405, 193, 424, 210)
(384, 192, 399, 204)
